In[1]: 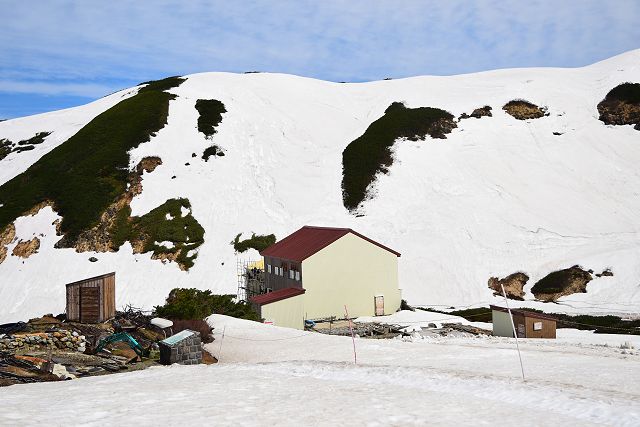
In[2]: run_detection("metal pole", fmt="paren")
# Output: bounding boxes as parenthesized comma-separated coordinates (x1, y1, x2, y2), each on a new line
(217, 324, 226, 363)
(344, 305, 357, 365)
(501, 284, 525, 381)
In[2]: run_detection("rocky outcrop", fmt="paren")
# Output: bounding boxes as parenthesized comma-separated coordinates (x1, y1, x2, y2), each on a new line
(531, 265, 593, 302)
(12, 237, 40, 259)
(503, 100, 548, 120)
(459, 106, 492, 120)
(597, 83, 640, 129)
(0, 223, 16, 263)
(488, 272, 528, 300)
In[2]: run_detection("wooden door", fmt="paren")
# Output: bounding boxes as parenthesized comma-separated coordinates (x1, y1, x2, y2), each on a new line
(80, 286, 100, 323)
(374, 296, 384, 316)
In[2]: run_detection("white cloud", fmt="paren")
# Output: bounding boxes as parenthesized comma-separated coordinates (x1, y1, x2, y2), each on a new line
(0, 0, 638, 98)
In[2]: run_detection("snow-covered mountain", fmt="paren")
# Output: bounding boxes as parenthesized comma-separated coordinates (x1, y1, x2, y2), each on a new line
(1, 50, 639, 322)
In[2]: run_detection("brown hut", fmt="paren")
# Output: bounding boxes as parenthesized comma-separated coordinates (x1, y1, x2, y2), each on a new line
(490, 305, 557, 339)
(65, 272, 116, 323)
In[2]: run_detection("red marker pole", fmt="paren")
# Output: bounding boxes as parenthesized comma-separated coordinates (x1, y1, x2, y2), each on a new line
(344, 305, 357, 365)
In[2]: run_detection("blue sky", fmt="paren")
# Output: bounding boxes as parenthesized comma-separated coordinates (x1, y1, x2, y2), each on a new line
(1, 0, 639, 119)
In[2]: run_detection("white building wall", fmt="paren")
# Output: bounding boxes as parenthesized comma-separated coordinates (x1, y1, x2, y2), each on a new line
(301, 233, 401, 320)
(261, 294, 306, 330)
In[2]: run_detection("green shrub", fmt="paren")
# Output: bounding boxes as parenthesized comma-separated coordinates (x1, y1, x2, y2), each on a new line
(111, 198, 205, 270)
(231, 232, 276, 253)
(202, 145, 225, 161)
(154, 288, 260, 321)
(0, 77, 185, 241)
(17, 131, 51, 146)
(195, 99, 226, 138)
(604, 82, 640, 104)
(342, 102, 455, 210)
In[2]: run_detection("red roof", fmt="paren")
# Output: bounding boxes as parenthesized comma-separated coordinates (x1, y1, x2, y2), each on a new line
(260, 226, 400, 262)
(250, 287, 305, 305)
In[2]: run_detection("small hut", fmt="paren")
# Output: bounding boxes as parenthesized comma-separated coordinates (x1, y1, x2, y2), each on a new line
(159, 330, 202, 365)
(65, 272, 116, 323)
(490, 305, 557, 339)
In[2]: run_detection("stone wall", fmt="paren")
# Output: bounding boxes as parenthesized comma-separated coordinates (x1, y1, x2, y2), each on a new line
(0, 330, 86, 353)
(159, 331, 202, 365)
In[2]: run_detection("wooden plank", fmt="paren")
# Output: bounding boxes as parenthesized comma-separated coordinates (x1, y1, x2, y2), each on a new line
(80, 286, 100, 323)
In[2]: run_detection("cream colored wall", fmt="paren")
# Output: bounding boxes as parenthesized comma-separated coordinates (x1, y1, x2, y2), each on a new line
(261, 294, 305, 330)
(301, 233, 401, 320)
(492, 310, 514, 337)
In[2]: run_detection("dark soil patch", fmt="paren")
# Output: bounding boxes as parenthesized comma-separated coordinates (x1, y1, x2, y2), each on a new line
(342, 102, 456, 211)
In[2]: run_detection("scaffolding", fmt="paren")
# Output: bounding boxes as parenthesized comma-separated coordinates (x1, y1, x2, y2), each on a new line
(236, 259, 266, 302)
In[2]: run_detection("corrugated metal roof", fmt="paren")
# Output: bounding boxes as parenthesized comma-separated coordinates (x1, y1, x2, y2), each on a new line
(260, 226, 400, 262)
(250, 287, 305, 305)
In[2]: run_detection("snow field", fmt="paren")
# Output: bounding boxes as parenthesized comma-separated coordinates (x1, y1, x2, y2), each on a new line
(1, 314, 638, 426)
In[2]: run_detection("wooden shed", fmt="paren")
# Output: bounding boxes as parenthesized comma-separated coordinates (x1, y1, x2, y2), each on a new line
(65, 272, 116, 323)
(490, 305, 557, 339)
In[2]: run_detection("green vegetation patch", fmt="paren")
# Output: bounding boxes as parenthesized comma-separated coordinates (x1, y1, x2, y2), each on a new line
(110, 198, 205, 270)
(195, 99, 226, 138)
(231, 232, 276, 253)
(598, 82, 640, 129)
(530, 265, 592, 296)
(0, 138, 12, 161)
(17, 131, 51, 146)
(155, 288, 260, 321)
(342, 102, 456, 211)
(603, 82, 640, 104)
(0, 77, 185, 242)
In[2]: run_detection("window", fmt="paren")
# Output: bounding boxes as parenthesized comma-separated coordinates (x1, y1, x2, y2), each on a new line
(267, 264, 271, 274)
(289, 270, 295, 279)
(295, 271, 300, 281)
(533, 321, 543, 331)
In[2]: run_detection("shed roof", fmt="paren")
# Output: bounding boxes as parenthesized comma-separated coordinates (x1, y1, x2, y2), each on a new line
(65, 272, 115, 287)
(260, 226, 400, 262)
(250, 287, 305, 306)
(490, 305, 557, 321)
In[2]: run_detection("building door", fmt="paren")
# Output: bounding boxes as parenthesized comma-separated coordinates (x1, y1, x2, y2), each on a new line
(80, 286, 100, 323)
(374, 295, 384, 316)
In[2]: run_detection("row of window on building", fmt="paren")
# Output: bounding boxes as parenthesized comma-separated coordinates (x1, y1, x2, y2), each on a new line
(266, 264, 301, 281)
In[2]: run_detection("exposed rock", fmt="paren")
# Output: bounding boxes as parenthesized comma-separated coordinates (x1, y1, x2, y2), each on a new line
(136, 156, 162, 174)
(12, 237, 40, 259)
(459, 106, 492, 120)
(531, 265, 593, 302)
(597, 83, 640, 129)
(488, 272, 528, 300)
(0, 223, 16, 264)
(503, 100, 548, 120)
(88, 257, 98, 262)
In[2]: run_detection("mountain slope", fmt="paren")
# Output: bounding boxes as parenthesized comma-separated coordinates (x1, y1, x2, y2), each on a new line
(1, 50, 639, 322)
